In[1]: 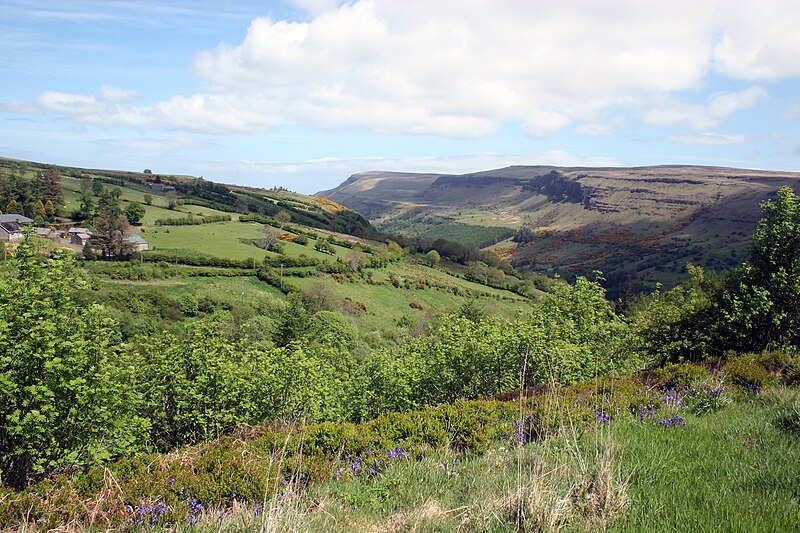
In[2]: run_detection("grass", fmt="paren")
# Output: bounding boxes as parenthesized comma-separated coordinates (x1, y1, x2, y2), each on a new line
(290, 265, 529, 332)
(145, 222, 269, 261)
(143, 221, 354, 262)
(611, 388, 800, 531)
(182, 437, 626, 532)
(183, 388, 800, 532)
(62, 176, 235, 226)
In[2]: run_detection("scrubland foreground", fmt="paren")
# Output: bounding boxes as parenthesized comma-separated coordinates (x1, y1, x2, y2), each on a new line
(2, 187, 800, 530)
(1, 357, 799, 531)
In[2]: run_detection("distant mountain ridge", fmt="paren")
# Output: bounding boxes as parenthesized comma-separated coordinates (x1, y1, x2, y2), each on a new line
(320, 165, 800, 292)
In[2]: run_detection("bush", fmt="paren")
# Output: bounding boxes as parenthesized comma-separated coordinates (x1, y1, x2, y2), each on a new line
(651, 364, 710, 388)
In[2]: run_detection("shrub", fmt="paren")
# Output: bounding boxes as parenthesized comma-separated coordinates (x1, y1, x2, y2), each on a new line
(651, 364, 710, 388)
(725, 358, 775, 390)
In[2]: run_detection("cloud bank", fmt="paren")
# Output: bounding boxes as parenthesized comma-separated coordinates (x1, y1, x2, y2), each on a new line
(8, 0, 800, 138)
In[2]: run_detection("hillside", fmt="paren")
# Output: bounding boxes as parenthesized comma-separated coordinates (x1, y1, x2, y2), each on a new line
(320, 165, 800, 291)
(1, 157, 380, 240)
(0, 157, 538, 339)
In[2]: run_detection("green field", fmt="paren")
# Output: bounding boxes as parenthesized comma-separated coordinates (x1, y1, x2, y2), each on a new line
(144, 221, 354, 262)
(145, 222, 269, 261)
(291, 262, 530, 331)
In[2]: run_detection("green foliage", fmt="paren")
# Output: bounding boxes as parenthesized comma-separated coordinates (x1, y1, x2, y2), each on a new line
(651, 363, 710, 388)
(724, 357, 775, 389)
(423, 249, 440, 266)
(124, 201, 146, 225)
(735, 186, 800, 349)
(0, 239, 146, 488)
(314, 240, 335, 255)
(154, 214, 231, 226)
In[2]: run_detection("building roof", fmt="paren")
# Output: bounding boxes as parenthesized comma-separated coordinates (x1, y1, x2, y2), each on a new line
(125, 233, 148, 245)
(68, 227, 92, 234)
(0, 214, 33, 224)
(0, 221, 24, 233)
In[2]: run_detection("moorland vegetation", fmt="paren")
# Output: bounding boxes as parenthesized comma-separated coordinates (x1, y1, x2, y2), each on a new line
(1, 158, 799, 530)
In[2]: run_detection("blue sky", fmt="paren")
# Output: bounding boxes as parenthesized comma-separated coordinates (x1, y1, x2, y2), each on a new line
(2, 0, 799, 194)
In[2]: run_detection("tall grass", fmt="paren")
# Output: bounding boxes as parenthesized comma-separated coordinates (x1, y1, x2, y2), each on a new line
(611, 387, 800, 531)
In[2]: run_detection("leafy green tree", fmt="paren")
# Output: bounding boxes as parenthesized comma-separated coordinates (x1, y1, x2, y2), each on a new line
(33, 200, 46, 224)
(0, 171, 30, 214)
(424, 249, 441, 267)
(136, 320, 253, 448)
(143, 194, 153, 206)
(306, 310, 360, 353)
(731, 186, 800, 348)
(627, 265, 721, 364)
(314, 240, 335, 255)
(273, 293, 309, 346)
(124, 201, 146, 225)
(0, 239, 145, 488)
(76, 191, 95, 221)
(91, 179, 104, 196)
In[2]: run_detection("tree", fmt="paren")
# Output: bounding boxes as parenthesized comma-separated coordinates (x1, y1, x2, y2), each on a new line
(90, 188, 132, 258)
(5, 199, 19, 214)
(0, 239, 145, 487)
(314, 240, 335, 255)
(91, 179, 104, 196)
(262, 226, 280, 250)
(734, 186, 800, 348)
(275, 210, 291, 223)
(424, 249, 441, 267)
(44, 199, 56, 222)
(41, 165, 64, 208)
(124, 201, 146, 225)
(143, 194, 153, 206)
(33, 200, 46, 222)
(76, 191, 95, 222)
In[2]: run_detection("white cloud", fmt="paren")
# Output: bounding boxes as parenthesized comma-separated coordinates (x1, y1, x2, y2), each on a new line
(97, 85, 139, 103)
(642, 86, 766, 129)
(8, 1, 796, 138)
(575, 123, 615, 135)
(708, 86, 767, 117)
(287, 0, 342, 16)
(712, 0, 800, 81)
(671, 132, 747, 145)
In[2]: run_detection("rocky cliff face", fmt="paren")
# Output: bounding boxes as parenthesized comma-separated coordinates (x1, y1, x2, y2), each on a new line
(320, 165, 800, 292)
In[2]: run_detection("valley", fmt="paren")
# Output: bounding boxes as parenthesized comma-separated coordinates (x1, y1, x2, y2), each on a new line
(321, 165, 800, 292)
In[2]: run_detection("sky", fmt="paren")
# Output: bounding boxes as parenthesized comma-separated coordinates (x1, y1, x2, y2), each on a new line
(1, 0, 799, 194)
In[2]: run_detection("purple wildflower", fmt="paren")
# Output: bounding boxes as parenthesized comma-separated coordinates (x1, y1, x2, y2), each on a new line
(659, 415, 686, 428)
(595, 411, 611, 425)
(385, 447, 409, 461)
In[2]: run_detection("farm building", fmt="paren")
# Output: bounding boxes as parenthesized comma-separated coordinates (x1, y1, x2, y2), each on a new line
(148, 183, 176, 192)
(125, 233, 150, 252)
(68, 227, 93, 246)
(0, 214, 33, 242)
